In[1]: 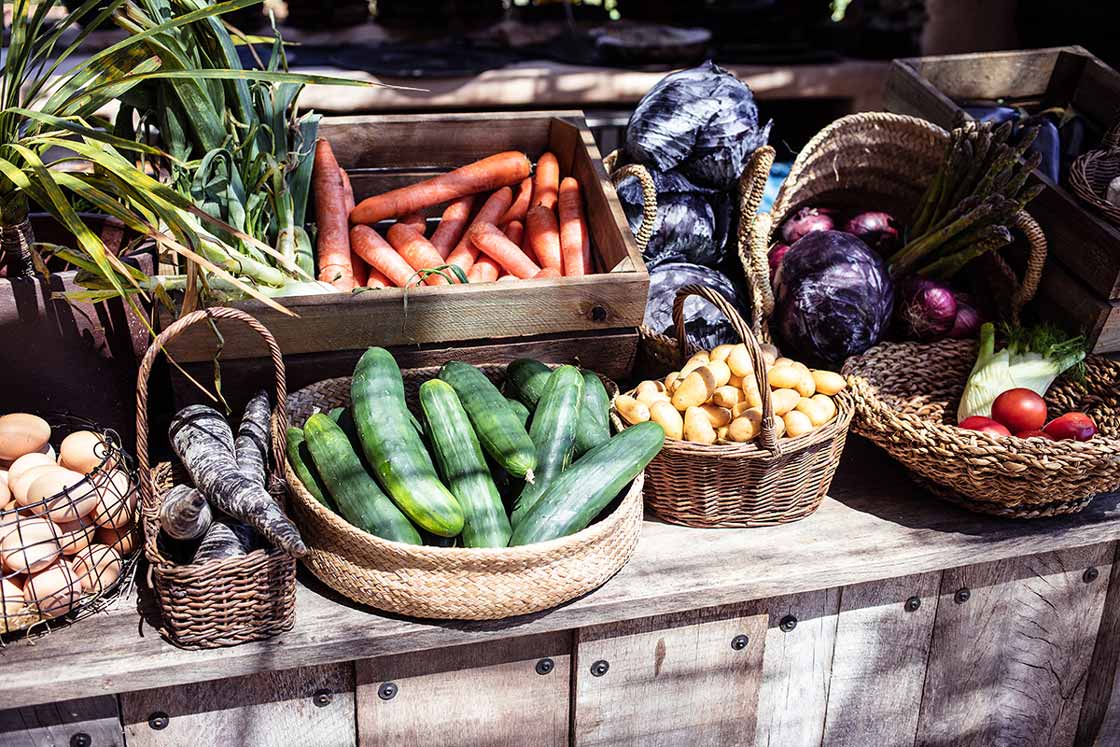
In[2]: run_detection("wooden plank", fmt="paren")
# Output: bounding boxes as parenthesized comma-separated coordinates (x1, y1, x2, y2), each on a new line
(1034, 258, 1120, 354)
(1076, 543, 1120, 746)
(754, 588, 841, 747)
(884, 59, 966, 129)
(573, 606, 768, 746)
(822, 572, 941, 747)
(120, 663, 354, 747)
(1069, 56, 1120, 128)
(906, 47, 1067, 101)
(355, 632, 570, 747)
(0, 696, 122, 747)
(916, 544, 1114, 747)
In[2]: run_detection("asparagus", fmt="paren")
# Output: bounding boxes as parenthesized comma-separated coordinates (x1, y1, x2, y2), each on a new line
(919, 225, 1014, 280)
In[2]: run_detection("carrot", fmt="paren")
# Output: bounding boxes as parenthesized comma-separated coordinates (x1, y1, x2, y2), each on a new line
(350, 225, 414, 287)
(558, 177, 592, 276)
(446, 187, 513, 275)
(429, 195, 477, 259)
(400, 212, 427, 236)
(340, 170, 370, 287)
(525, 204, 562, 271)
(367, 269, 392, 289)
(533, 152, 559, 210)
(503, 220, 525, 247)
(469, 222, 541, 279)
(387, 223, 449, 286)
(313, 140, 355, 291)
(501, 177, 533, 224)
(467, 256, 500, 284)
(497, 275, 520, 284)
(534, 267, 561, 279)
(351, 151, 531, 224)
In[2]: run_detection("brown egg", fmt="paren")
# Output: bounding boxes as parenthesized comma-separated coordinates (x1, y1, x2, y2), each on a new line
(96, 523, 137, 557)
(24, 469, 99, 523)
(10, 464, 63, 505)
(0, 414, 51, 463)
(0, 500, 18, 534)
(0, 575, 24, 628)
(0, 472, 7, 505)
(8, 452, 56, 483)
(54, 517, 97, 556)
(59, 431, 114, 475)
(23, 561, 81, 619)
(89, 471, 136, 530)
(1, 517, 61, 574)
(71, 544, 122, 593)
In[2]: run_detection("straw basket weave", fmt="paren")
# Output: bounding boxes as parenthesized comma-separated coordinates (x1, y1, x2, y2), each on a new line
(284, 364, 641, 621)
(1070, 122, 1120, 227)
(137, 308, 297, 649)
(843, 339, 1120, 518)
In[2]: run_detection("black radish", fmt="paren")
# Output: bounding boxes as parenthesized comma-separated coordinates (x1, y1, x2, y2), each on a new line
(192, 518, 253, 564)
(159, 484, 213, 541)
(236, 390, 271, 486)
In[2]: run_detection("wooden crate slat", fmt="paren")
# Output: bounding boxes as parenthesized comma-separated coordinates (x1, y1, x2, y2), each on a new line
(1076, 542, 1120, 746)
(1034, 258, 1119, 354)
(0, 696, 122, 747)
(907, 47, 1065, 102)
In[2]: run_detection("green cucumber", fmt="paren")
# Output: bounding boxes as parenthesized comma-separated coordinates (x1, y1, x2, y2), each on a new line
(331, 405, 424, 439)
(510, 422, 664, 546)
(505, 358, 552, 409)
(574, 369, 612, 456)
(352, 348, 465, 537)
(303, 413, 421, 544)
(285, 426, 334, 510)
(511, 365, 583, 528)
(439, 361, 537, 479)
(506, 397, 531, 429)
(420, 380, 512, 548)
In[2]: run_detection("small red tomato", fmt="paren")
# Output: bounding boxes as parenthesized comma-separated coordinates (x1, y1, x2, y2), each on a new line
(1043, 412, 1098, 441)
(1015, 429, 1055, 440)
(959, 416, 1011, 437)
(990, 388, 1047, 432)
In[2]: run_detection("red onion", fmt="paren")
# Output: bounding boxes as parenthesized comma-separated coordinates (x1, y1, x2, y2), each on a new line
(898, 276, 958, 341)
(768, 244, 791, 283)
(843, 211, 900, 254)
(947, 295, 982, 338)
(780, 207, 834, 244)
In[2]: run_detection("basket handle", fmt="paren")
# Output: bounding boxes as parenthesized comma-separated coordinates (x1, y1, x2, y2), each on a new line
(135, 307, 289, 516)
(671, 284, 780, 454)
(607, 156, 657, 255)
(1104, 121, 1120, 150)
(735, 145, 777, 343)
(988, 210, 1047, 326)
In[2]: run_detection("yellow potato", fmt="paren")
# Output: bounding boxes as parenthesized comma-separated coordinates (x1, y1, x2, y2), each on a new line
(726, 344, 753, 378)
(727, 373, 744, 389)
(680, 352, 710, 377)
(683, 407, 717, 444)
(795, 370, 817, 398)
(783, 410, 815, 438)
(770, 415, 787, 439)
(699, 404, 732, 428)
(615, 395, 650, 425)
(649, 400, 684, 440)
(760, 344, 780, 367)
(811, 393, 838, 422)
(636, 386, 671, 408)
(710, 344, 736, 362)
(704, 360, 732, 388)
(812, 370, 847, 396)
(671, 368, 717, 411)
(728, 408, 763, 442)
(635, 380, 665, 399)
(711, 386, 743, 409)
(664, 371, 681, 393)
(732, 402, 754, 418)
(770, 388, 802, 416)
(767, 365, 803, 390)
(742, 381, 763, 409)
(795, 397, 832, 426)
(715, 425, 729, 442)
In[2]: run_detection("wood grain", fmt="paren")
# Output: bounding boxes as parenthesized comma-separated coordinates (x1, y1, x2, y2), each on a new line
(753, 588, 841, 747)
(822, 572, 941, 747)
(1076, 543, 1120, 746)
(355, 632, 571, 747)
(120, 663, 354, 747)
(916, 544, 1114, 747)
(1034, 257, 1120, 354)
(0, 696, 122, 747)
(573, 606, 767, 746)
(908, 47, 1063, 101)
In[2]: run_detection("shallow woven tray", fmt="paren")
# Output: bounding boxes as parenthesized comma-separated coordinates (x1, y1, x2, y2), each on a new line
(1070, 122, 1120, 227)
(284, 365, 641, 621)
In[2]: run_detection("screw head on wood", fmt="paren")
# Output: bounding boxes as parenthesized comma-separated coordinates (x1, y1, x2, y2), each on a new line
(1084, 567, 1100, 583)
(954, 588, 971, 604)
(590, 305, 608, 322)
(535, 658, 555, 675)
(70, 734, 91, 747)
(779, 615, 797, 632)
(590, 660, 610, 677)
(148, 712, 169, 731)
(905, 596, 922, 612)
(378, 682, 398, 701)
(313, 688, 333, 707)
(731, 634, 749, 651)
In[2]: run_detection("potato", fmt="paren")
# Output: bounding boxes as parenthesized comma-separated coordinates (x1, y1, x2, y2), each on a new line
(726, 344, 753, 378)
(671, 368, 716, 411)
(615, 395, 650, 425)
(649, 400, 684, 440)
(795, 397, 832, 426)
(664, 371, 681, 393)
(760, 343, 780, 366)
(699, 404, 732, 428)
(770, 415, 787, 439)
(770, 388, 801, 416)
(635, 380, 665, 399)
(728, 408, 763, 442)
(711, 386, 743, 409)
(705, 360, 732, 388)
(727, 373, 744, 389)
(811, 393, 838, 422)
(767, 365, 803, 390)
(795, 370, 817, 398)
(683, 407, 717, 444)
(783, 410, 815, 438)
(715, 426, 729, 442)
(812, 370, 847, 396)
(732, 402, 754, 418)
(742, 381, 763, 409)
(710, 344, 736, 362)
(637, 389, 670, 408)
(680, 353, 710, 377)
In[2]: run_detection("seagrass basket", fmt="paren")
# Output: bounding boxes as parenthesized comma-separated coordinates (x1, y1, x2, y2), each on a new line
(283, 364, 641, 621)
(136, 308, 297, 649)
(613, 284, 854, 528)
(843, 339, 1120, 518)
(1070, 122, 1120, 227)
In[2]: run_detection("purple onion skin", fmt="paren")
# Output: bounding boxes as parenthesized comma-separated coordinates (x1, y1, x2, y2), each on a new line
(898, 276, 958, 341)
(947, 296, 982, 338)
(843, 211, 900, 255)
(768, 244, 791, 282)
(780, 207, 834, 244)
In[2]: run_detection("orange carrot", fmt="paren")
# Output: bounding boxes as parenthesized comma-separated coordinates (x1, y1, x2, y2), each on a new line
(467, 256, 500, 284)
(313, 140, 355, 291)
(340, 169, 369, 287)
(497, 274, 520, 284)
(400, 212, 427, 236)
(429, 195, 477, 259)
(534, 267, 561, 279)
(558, 177, 592, 276)
(503, 220, 525, 247)
(351, 151, 531, 224)
(446, 188, 513, 275)
(387, 223, 449, 286)
(533, 152, 559, 210)
(525, 204, 562, 271)
(350, 225, 414, 288)
(367, 268, 391, 289)
(468, 222, 541, 279)
(501, 177, 533, 224)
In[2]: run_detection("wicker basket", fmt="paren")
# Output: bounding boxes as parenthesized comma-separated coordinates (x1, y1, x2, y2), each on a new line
(283, 364, 641, 621)
(843, 339, 1120, 518)
(614, 284, 854, 528)
(1070, 122, 1120, 227)
(136, 308, 297, 649)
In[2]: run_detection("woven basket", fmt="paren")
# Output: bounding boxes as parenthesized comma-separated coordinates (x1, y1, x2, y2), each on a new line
(283, 365, 641, 621)
(614, 284, 854, 528)
(136, 308, 297, 649)
(843, 339, 1120, 518)
(1070, 122, 1120, 227)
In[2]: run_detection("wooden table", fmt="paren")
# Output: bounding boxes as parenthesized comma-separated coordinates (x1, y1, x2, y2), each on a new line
(0, 439, 1117, 746)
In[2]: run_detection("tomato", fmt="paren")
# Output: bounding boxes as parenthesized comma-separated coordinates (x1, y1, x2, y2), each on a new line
(1015, 429, 1055, 440)
(1043, 412, 1097, 441)
(959, 416, 1011, 437)
(990, 388, 1047, 432)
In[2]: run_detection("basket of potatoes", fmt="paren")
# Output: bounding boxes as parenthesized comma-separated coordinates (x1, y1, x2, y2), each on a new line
(612, 284, 853, 527)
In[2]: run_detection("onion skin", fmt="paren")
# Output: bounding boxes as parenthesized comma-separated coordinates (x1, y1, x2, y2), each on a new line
(843, 211, 900, 254)
(768, 244, 791, 282)
(779, 207, 834, 245)
(948, 296, 981, 339)
(898, 276, 957, 341)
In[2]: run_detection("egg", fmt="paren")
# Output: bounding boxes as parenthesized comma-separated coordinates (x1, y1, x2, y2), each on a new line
(0, 500, 19, 534)
(0, 414, 51, 463)
(10, 464, 63, 505)
(89, 470, 136, 530)
(59, 431, 114, 475)
(96, 523, 137, 556)
(24, 469, 99, 523)
(1, 517, 61, 574)
(0, 473, 8, 505)
(54, 517, 97, 556)
(0, 575, 24, 626)
(23, 561, 82, 619)
(71, 544, 122, 593)
(8, 452, 56, 483)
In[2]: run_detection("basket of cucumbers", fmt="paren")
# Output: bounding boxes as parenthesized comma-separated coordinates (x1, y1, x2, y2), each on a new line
(284, 350, 661, 621)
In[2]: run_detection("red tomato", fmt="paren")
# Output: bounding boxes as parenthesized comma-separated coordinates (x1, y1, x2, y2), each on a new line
(990, 388, 1047, 432)
(959, 416, 1011, 437)
(1043, 412, 1097, 441)
(1015, 429, 1055, 440)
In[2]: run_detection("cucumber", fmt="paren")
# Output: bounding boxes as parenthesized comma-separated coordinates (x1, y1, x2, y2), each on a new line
(331, 405, 424, 439)
(506, 397, 531, 429)
(505, 358, 552, 409)
(510, 422, 664, 546)
(439, 361, 537, 479)
(574, 369, 612, 456)
(420, 380, 512, 548)
(285, 427, 334, 510)
(303, 413, 421, 544)
(511, 365, 583, 527)
(352, 348, 465, 537)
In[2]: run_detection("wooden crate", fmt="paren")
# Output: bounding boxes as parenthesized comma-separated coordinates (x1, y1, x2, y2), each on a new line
(884, 47, 1120, 305)
(1034, 259, 1120, 355)
(159, 111, 648, 365)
